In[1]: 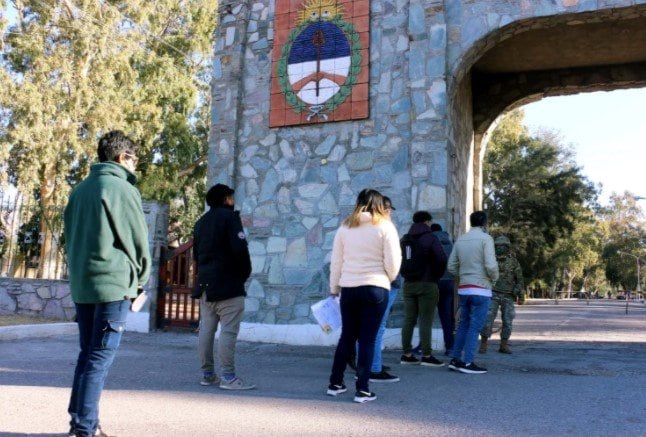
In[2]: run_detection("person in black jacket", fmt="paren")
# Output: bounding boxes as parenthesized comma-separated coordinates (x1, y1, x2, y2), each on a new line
(193, 183, 255, 390)
(400, 211, 448, 367)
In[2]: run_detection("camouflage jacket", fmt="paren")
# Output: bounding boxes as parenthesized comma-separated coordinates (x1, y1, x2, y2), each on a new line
(493, 254, 524, 296)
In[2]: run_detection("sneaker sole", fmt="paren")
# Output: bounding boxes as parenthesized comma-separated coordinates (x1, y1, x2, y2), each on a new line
(353, 395, 377, 403)
(420, 362, 445, 367)
(448, 365, 459, 371)
(326, 388, 348, 396)
(457, 368, 487, 374)
(400, 361, 420, 365)
(369, 377, 400, 383)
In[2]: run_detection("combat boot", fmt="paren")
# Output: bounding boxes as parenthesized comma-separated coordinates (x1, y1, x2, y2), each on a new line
(478, 336, 488, 354)
(499, 339, 512, 354)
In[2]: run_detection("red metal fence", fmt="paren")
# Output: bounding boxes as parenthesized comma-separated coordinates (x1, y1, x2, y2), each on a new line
(157, 240, 200, 329)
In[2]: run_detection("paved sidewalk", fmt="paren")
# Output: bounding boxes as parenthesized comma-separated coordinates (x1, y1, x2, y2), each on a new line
(1, 300, 645, 436)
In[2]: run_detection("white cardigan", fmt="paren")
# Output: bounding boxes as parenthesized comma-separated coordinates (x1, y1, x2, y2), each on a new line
(329, 212, 402, 294)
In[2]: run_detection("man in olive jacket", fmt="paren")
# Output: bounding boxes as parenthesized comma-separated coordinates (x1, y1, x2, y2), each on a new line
(193, 183, 254, 390)
(64, 130, 150, 437)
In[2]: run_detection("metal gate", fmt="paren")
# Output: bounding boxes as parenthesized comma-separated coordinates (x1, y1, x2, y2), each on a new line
(157, 240, 200, 329)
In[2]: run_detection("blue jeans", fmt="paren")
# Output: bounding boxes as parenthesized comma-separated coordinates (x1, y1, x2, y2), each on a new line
(451, 294, 490, 364)
(330, 286, 389, 392)
(437, 278, 455, 353)
(371, 287, 399, 372)
(68, 299, 129, 436)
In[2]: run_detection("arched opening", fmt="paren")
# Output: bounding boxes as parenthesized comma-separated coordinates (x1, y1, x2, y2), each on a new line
(448, 4, 646, 215)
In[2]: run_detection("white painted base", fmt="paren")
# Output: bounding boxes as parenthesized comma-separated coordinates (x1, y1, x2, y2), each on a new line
(126, 311, 150, 333)
(236, 322, 446, 350)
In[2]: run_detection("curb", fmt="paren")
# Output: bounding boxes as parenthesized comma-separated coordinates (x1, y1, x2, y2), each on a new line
(0, 323, 77, 341)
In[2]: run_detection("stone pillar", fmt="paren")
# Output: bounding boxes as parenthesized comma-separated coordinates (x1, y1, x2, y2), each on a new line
(407, 1, 451, 231)
(128, 200, 168, 332)
(209, 1, 252, 188)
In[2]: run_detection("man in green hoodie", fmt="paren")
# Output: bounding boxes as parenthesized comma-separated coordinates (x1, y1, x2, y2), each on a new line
(64, 130, 151, 437)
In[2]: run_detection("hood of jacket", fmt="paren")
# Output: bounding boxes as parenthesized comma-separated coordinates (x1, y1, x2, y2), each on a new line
(407, 222, 432, 236)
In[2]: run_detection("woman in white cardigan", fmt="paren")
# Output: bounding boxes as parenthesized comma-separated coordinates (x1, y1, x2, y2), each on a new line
(326, 189, 401, 403)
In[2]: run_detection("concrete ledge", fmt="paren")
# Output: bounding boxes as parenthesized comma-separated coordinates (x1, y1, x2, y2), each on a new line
(0, 323, 77, 341)
(0, 320, 446, 350)
(238, 323, 445, 350)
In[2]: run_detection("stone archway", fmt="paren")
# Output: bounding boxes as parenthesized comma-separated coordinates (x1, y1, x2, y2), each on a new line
(208, 0, 646, 334)
(460, 7, 646, 209)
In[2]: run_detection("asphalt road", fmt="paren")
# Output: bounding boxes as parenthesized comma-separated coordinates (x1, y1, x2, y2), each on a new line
(1, 299, 645, 436)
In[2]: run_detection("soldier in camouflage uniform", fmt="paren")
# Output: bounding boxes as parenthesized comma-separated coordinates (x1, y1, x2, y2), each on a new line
(478, 236, 524, 354)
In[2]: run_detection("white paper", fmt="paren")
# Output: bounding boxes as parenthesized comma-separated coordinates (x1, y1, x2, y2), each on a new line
(311, 296, 341, 333)
(131, 290, 149, 312)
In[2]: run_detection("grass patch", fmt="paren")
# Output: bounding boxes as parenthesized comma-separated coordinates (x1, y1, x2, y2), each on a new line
(0, 314, 68, 327)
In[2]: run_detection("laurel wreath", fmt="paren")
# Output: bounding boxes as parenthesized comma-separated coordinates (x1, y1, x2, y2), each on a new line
(277, 16, 362, 114)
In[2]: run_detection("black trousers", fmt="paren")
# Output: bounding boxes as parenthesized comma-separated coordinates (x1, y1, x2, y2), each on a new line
(330, 285, 389, 392)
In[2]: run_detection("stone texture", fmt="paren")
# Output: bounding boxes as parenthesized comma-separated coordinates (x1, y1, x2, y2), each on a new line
(0, 290, 16, 313)
(207, 0, 642, 327)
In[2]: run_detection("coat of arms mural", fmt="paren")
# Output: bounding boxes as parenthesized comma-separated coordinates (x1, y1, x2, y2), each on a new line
(270, 0, 370, 127)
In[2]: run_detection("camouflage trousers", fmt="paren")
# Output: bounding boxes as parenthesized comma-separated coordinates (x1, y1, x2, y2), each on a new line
(480, 292, 516, 340)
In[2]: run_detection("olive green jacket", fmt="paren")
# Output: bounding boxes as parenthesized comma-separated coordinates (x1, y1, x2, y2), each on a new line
(64, 162, 151, 303)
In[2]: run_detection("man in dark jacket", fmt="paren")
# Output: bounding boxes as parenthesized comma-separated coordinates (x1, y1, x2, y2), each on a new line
(193, 183, 254, 390)
(64, 130, 151, 437)
(430, 223, 455, 356)
(400, 211, 448, 366)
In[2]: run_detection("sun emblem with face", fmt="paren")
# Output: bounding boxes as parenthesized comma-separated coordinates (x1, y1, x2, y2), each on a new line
(297, 0, 345, 25)
(278, 0, 362, 122)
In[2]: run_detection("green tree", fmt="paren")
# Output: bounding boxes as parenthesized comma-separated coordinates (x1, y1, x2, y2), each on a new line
(0, 0, 216, 273)
(483, 110, 599, 294)
(552, 212, 608, 297)
(601, 192, 645, 291)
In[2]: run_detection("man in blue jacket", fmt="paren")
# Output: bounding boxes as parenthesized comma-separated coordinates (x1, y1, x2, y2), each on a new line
(64, 130, 151, 437)
(193, 184, 255, 390)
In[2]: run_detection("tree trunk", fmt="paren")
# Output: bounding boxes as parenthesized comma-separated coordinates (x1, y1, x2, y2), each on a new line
(37, 162, 62, 279)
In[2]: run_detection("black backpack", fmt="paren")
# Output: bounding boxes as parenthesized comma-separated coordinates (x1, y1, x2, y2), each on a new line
(400, 233, 426, 281)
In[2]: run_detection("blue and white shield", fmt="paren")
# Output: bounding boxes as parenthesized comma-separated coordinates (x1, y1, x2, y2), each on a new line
(287, 21, 351, 106)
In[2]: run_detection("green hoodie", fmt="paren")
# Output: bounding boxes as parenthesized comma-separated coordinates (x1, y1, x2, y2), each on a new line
(64, 162, 151, 303)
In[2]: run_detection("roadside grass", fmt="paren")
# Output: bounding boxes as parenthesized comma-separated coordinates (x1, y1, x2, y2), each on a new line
(0, 314, 68, 326)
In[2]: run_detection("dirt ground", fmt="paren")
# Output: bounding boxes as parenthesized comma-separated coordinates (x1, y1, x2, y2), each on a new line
(0, 313, 66, 326)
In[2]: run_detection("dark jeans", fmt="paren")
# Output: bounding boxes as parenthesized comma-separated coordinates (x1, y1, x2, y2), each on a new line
(437, 278, 455, 352)
(330, 286, 389, 392)
(68, 299, 129, 437)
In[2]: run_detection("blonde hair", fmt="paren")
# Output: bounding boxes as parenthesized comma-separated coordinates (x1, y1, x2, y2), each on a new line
(343, 189, 389, 228)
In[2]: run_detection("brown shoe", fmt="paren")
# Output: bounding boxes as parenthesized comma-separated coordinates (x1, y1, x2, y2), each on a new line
(478, 336, 488, 354)
(499, 339, 512, 354)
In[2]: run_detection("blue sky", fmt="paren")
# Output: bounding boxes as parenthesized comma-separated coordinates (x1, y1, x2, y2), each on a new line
(522, 88, 646, 205)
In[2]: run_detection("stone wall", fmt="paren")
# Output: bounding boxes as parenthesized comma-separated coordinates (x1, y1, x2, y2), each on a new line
(210, 0, 646, 326)
(0, 278, 74, 320)
(0, 201, 168, 332)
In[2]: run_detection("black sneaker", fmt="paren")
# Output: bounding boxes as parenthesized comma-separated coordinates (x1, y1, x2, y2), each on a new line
(448, 358, 465, 371)
(353, 390, 377, 403)
(326, 383, 348, 396)
(458, 362, 487, 374)
(369, 370, 400, 383)
(400, 354, 420, 365)
(381, 365, 391, 372)
(421, 355, 445, 367)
